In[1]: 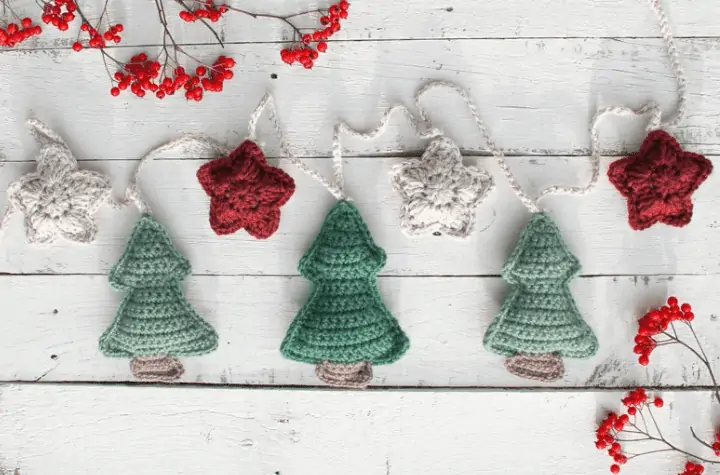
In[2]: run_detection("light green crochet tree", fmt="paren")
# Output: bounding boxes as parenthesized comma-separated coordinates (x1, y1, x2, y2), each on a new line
(281, 201, 410, 388)
(483, 213, 597, 382)
(100, 214, 218, 382)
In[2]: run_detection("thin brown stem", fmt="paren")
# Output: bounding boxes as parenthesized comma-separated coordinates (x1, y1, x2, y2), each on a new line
(173, 0, 224, 46)
(663, 329, 720, 404)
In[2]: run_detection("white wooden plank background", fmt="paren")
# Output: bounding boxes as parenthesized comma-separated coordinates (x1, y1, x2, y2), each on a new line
(1, 385, 720, 475)
(2, 0, 720, 472)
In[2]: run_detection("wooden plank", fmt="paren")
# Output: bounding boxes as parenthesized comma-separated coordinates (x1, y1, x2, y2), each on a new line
(1, 156, 718, 276)
(0, 384, 715, 474)
(0, 38, 716, 161)
(5, 0, 720, 45)
(0, 274, 716, 387)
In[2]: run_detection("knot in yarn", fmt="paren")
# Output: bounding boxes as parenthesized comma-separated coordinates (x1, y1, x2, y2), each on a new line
(390, 135, 493, 239)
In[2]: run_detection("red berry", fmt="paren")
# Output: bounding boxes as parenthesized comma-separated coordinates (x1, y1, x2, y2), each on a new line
(223, 69, 233, 80)
(223, 57, 235, 68)
(627, 407, 637, 415)
(610, 464, 620, 474)
(320, 16, 330, 25)
(339, 0, 349, 10)
(156, 90, 165, 99)
(58, 21, 68, 31)
(103, 31, 113, 40)
(115, 23, 123, 32)
(21, 18, 32, 28)
(72, 41, 82, 51)
(653, 397, 664, 408)
(7, 24, 17, 35)
(667, 297, 678, 306)
(317, 41, 327, 52)
(596, 440, 606, 449)
(136, 89, 146, 98)
(639, 355, 649, 366)
(329, 5, 340, 16)
(110, 87, 120, 96)
(196, 66, 207, 76)
(339, 10, 348, 19)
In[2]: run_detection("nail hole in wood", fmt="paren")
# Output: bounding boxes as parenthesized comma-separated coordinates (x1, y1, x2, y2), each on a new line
(433, 231, 442, 236)
(50, 354, 58, 360)
(271, 73, 278, 79)
(446, 6, 454, 12)
(52, 309, 59, 314)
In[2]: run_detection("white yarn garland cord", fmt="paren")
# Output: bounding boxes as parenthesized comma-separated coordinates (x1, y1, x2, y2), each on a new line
(588, 0, 686, 197)
(123, 135, 231, 213)
(250, 93, 346, 200)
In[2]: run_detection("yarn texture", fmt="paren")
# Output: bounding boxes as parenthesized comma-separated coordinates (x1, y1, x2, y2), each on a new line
(2, 120, 112, 244)
(280, 200, 409, 387)
(390, 135, 493, 238)
(607, 130, 712, 231)
(196, 140, 295, 239)
(483, 213, 598, 382)
(100, 214, 218, 380)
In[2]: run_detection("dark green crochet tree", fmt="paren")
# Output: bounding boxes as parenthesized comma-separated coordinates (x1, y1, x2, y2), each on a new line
(483, 213, 597, 382)
(281, 201, 410, 388)
(100, 214, 218, 382)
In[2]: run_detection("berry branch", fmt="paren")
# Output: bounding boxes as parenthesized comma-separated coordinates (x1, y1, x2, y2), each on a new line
(595, 297, 720, 474)
(0, 0, 350, 100)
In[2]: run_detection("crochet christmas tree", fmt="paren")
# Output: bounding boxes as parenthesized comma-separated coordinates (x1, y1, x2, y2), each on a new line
(483, 213, 597, 382)
(281, 201, 410, 388)
(100, 214, 218, 382)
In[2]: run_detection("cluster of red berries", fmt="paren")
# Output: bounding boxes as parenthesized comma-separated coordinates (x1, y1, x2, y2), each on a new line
(633, 297, 695, 366)
(680, 462, 705, 475)
(0, 19, 41, 47)
(595, 389, 664, 473)
(72, 22, 123, 51)
(110, 53, 235, 101)
(179, 1, 228, 22)
(709, 431, 720, 456)
(280, 0, 349, 69)
(41, 0, 77, 31)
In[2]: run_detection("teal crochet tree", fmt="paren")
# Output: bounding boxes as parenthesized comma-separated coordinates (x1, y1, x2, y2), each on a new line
(281, 201, 410, 388)
(483, 213, 597, 382)
(100, 214, 218, 382)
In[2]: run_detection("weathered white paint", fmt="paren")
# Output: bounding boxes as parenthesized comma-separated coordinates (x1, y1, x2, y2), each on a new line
(0, 38, 717, 162)
(6, 0, 720, 45)
(0, 385, 718, 475)
(0, 274, 716, 387)
(1, 156, 717, 276)
(2, 0, 720, 472)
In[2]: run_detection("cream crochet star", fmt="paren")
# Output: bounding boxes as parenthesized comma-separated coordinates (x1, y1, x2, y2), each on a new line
(4, 120, 112, 244)
(390, 135, 493, 239)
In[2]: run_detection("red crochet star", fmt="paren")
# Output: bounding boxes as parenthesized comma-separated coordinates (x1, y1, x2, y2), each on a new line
(607, 130, 712, 231)
(197, 140, 295, 239)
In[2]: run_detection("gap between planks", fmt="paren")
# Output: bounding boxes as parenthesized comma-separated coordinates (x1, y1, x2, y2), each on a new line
(4, 380, 720, 392)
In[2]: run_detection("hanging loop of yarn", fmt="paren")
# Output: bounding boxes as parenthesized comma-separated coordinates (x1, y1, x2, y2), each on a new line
(248, 93, 346, 201)
(589, 0, 686, 174)
(121, 135, 231, 214)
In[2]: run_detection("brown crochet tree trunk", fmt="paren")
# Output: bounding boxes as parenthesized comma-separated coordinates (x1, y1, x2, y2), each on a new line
(130, 355, 185, 382)
(504, 353, 564, 383)
(315, 361, 373, 389)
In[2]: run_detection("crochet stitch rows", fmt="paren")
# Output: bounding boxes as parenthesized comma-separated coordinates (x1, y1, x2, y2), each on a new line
(607, 130, 712, 231)
(100, 214, 218, 380)
(2, 120, 113, 244)
(196, 140, 295, 239)
(484, 213, 598, 382)
(281, 200, 409, 387)
(390, 135, 493, 238)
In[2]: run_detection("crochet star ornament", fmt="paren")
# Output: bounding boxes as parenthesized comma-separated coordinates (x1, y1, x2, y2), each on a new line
(196, 140, 295, 239)
(5, 121, 112, 244)
(607, 130, 712, 231)
(390, 136, 493, 238)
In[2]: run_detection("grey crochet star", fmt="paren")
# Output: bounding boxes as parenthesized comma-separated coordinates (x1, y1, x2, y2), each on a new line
(6, 121, 112, 244)
(390, 135, 493, 239)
